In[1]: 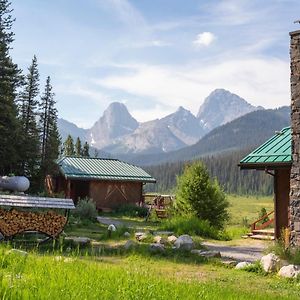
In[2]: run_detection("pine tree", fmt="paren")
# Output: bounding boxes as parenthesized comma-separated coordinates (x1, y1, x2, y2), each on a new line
(63, 135, 74, 156)
(18, 55, 40, 178)
(75, 137, 82, 156)
(0, 0, 22, 174)
(39, 76, 60, 179)
(82, 142, 90, 157)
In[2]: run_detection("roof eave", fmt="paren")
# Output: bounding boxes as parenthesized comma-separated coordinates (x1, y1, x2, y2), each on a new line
(238, 162, 292, 170)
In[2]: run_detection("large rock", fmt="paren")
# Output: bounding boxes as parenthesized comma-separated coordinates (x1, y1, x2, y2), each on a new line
(123, 232, 131, 238)
(153, 236, 167, 245)
(124, 240, 137, 250)
(8, 249, 28, 257)
(174, 235, 194, 250)
(65, 237, 91, 245)
(260, 253, 281, 272)
(235, 262, 252, 270)
(191, 249, 221, 258)
(135, 232, 148, 242)
(149, 243, 165, 253)
(167, 235, 177, 244)
(108, 224, 117, 232)
(278, 265, 300, 278)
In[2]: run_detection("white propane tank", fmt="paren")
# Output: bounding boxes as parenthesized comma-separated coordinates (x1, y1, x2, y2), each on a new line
(0, 176, 30, 192)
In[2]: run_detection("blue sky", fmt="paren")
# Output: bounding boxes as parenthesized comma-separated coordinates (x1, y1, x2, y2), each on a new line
(11, 0, 300, 128)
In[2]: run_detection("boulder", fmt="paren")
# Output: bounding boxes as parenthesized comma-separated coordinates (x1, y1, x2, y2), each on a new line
(260, 253, 281, 272)
(174, 235, 194, 250)
(278, 265, 300, 278)
(124, 240, 137, 250)
(8, 249, 28, 257)
(153, 236, 167, 244)
(107, 224, 117, 232)
(135, 232, 148, 242)
(167, 235, 177, 244)
(123, 232, 131, 238)
(149, 243, 165, 253)
(66, 237, 91, 245)
(235, 262, 252, 270)
(191, 249, 221, 258)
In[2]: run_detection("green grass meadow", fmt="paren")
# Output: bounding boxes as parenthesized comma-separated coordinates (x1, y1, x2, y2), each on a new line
(0, 194, 290, 300)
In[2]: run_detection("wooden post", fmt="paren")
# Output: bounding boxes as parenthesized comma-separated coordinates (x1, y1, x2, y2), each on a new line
(274, 169, 290, 239)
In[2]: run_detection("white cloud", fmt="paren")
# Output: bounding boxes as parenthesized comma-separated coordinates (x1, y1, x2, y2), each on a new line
(130, 104, 174, 122)
(97, 57, 290, 116)
(193, 32, 216, 47)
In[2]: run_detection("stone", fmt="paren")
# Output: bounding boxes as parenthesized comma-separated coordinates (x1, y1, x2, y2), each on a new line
(260, 253, 281, 272)
(278, 265, 300, 278)
(135, 232, 148, 242)
(65, 237, 91, 245)
(167, 235, 177, 243)
(191, 249, 221, 258)
(153, 231, 174, 236)
(107, 224, 117, 232)
(221, 260, 238, 267)
(8, 249, 28, 257)
(124, 240, 137, 250)
(149, 243, 165, 253)
(174, 235, 194, 250)
(153, 236, 167, 244)
(123, 232, 131, 238)
(235, 262, 252, 270)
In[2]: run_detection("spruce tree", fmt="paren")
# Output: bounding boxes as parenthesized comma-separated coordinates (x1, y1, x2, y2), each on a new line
(0, 0, 22, 174)
(39, 76, 60, 179)
(75, 137, 82, 156)
(63, 135, 75, 156)
(18, 55, 40, 178)
(82, 142, 90, 157)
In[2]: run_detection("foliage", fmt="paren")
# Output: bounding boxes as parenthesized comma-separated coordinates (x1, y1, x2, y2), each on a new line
(243, 261, 266, 275)
(160, 215, 222, 239)
(75, 137, 82, 156)
(175, 161, 229, 229)
(63, 134, 75, 156)
(72, 198, 98, 221)
(0, 0, 22, 174)
(39, 76, 60, 181)
(144, 148, 273, 195)
(115, 204, 149, 218)
(259, 207, 269, 224)
(82, 141, 90, 157)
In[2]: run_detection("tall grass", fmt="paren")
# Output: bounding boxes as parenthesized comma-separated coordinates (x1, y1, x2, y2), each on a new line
(160, 216, 226, 240)
(0, 246, 296, 299)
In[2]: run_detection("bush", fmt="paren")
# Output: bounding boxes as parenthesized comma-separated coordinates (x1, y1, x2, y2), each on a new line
(160, 215, 222, 239)
(174, 161, 229, 229)
(72, 198, 98, 221)
(115, 204, 148, 218)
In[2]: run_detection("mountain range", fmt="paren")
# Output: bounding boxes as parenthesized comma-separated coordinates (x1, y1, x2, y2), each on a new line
(58, 88, 262, 154)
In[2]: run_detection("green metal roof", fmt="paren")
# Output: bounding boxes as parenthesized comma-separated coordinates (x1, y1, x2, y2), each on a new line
(56, 156, 156, 183)
(239, 126, 291, 168)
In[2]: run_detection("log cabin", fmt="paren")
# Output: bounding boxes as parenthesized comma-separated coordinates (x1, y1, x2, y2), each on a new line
(46, 156, 156, 211)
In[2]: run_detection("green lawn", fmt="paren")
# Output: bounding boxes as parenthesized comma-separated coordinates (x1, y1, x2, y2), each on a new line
(227, 194, 273, 225)
(0, 247, 299, 299)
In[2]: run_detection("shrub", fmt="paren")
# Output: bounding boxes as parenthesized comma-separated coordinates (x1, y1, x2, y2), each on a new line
(115, 204, 148, 218)
(174, 161, 229, 229)
(160, 215, 222, 239)
(72, 198, 97, 221)
(258, 207, 269, 224)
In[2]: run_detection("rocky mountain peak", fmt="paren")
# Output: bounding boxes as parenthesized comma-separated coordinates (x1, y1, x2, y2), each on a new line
(197, 88, 262, 131)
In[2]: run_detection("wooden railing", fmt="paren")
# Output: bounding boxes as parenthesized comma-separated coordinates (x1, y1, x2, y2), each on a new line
(250, 210, 274, 231)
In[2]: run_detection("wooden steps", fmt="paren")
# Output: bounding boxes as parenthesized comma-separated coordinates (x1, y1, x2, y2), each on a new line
(243, 228, 275, 240)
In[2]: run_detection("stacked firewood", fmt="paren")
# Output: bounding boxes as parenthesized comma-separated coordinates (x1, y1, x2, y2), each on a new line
(0, 208, 67, 238)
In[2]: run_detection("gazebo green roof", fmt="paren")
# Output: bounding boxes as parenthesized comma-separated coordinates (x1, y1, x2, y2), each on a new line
(56, 156, 156, 183)
(239, 127, 291, 169)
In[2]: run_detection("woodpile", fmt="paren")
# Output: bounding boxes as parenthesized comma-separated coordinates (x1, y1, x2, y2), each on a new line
(0, 208, 67, 238)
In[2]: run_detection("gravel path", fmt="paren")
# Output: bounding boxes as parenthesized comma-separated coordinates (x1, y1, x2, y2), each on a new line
(97, 216, 124, 227)
(202, 241, 266, 262)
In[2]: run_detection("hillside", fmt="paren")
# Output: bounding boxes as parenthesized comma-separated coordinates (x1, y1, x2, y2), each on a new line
(117, 107, 290, 166)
